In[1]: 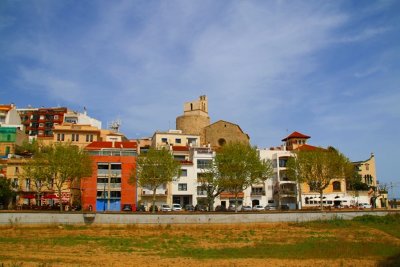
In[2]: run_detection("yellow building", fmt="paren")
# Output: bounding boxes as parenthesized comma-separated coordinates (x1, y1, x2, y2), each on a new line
(5, 157, 71, 208)
(41, 123, 101, 149)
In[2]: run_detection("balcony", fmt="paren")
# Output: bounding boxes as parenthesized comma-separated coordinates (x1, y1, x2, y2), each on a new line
(141, 189, 168, 196)
(251, 191, 265, 196)
(97, 183, 121, 190)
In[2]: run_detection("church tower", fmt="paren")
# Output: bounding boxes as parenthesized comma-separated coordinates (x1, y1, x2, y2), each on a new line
(176, 95, 210, 136)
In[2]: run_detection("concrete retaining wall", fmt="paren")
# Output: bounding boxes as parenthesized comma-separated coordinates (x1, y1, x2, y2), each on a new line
(0, 210, 398, 225)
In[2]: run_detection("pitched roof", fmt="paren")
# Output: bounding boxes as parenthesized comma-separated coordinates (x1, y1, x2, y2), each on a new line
(282, 131, 311, 141)
(85, 141, 137, 149)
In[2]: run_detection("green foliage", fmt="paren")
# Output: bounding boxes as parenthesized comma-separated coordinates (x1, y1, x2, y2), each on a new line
(214, 142, 274, 211)
(0, 177, 16, 207)
(286, 147, 352, 209)
(23, 143, 93, 211)
(132, 148, 181, 213)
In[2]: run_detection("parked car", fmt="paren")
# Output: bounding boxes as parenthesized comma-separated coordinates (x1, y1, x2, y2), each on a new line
(228, 205, 237, 212)
(122, 204, 132, 211)
(149, 205, 159, 212)
(172, 204, 182, 211)
(215, 205, 227, 212)
(160, 204, 172, 212)
(185, 204, 195, 211)
(241, 205, 252, 212)
(280, 204, 290, 211)
(252, 205, 264, 211)
(265, 205, 277, 211)
(136, 204, 146, 212)
(195, 204, 208, 212)
(358, 203, 372, 209)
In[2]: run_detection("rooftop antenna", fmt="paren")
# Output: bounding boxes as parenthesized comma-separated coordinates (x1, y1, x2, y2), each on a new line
(109, 119, 121, 133)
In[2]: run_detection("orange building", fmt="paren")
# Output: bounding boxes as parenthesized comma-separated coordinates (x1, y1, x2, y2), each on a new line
(82, 141, 137, 212)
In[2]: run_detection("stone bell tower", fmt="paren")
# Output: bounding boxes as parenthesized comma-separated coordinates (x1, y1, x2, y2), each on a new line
(176, 95, 210, 136)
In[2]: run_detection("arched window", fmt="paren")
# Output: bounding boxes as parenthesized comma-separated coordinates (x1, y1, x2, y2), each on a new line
(333, 181, 341, 191)
(218, 138, 226, 146)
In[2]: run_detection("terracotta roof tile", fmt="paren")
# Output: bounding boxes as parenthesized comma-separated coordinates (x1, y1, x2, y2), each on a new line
(172, 146, 189, 151)
(282, 131, 311, 141)
(85, 141, 137, 149)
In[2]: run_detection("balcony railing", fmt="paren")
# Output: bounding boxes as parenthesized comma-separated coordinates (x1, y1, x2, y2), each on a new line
(141, 189, 168, 196)
(251, 191, 265, 196)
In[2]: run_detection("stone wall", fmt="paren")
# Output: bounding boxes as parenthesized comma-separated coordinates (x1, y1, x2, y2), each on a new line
(203, 121, 250, 148)
(0, 210, 397, 225)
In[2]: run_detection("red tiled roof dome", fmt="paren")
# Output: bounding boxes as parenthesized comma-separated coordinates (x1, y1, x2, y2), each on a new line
(282, 131, 311, 142)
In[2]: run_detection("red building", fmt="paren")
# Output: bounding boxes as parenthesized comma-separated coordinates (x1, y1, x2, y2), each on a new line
(17, 107, 68, 138)
(82, 141, 137, 212)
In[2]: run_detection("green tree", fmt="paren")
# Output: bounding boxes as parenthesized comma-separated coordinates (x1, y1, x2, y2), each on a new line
(214, 142, 273, 212)
(197, 166, 224, 211)
(22, 152, 53, 206)
(26, 143, 92, 211)
(132, 148, 181, 213)
(287, 147, 352, 210)
(0, 177, 16, 209)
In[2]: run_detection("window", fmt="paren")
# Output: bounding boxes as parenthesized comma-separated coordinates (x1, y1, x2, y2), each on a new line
(333, 181, 341, 191)
(279, 159, 287, 167)
(110, 177, 121, 184)
(72, 133, 79, 142)
(97, 178, 108, 184)
(110, 191, 121, 198)
(57, 133, 65, 141)
(197, 159, 212, 169)
(15, 167, 19, 174)
(174, 155, 186, 161)
(178, 183, 187, 191)
(86, 134, 94, 142)
(187, 138, 197, 146)
(25, 178, 31, 190)
(197, 186, 207, 196)
(181, 169, 187, 177)
(161, 138, 168, 143)
(12, 178, 19, 188)
(365, 164, 369, 171)
(218, 138, 226, 146)
(54, 115, 59, 120)
(97, 191, 108, 198)
(40, 115, 45, 120)
(175, 138, 181, 144)
(39, 123, 44, 127)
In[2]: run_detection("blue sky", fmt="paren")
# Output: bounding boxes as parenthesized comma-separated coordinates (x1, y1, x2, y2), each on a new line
(1, 1, 399, 197)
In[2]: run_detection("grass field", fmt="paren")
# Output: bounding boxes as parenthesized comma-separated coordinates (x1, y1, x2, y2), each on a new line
(0, 214, 399, 266)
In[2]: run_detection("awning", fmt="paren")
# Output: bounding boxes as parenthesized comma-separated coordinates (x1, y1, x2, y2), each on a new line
(44, 194, 58, 199)
(23, 194, 35, 199)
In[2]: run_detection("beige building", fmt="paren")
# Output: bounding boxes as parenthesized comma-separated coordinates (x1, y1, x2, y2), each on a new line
(353, 153, 377, 187)
(151, 130, 200, 149)
(41, 123, 101, 149)
(6, 157, 70, 208)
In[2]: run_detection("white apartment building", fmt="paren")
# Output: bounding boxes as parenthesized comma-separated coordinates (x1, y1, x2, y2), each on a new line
(171, 146, 215, 208)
